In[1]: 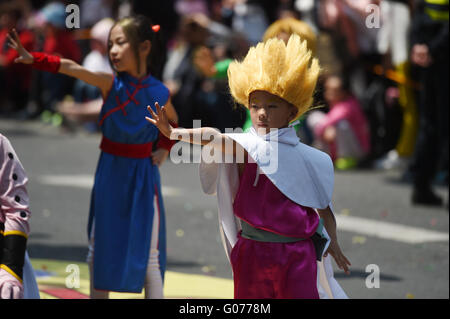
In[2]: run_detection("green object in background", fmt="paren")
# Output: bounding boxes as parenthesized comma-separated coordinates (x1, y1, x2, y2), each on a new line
(213, 59, 232, 79)
(51, 113, 63, 127)
(41, 110, 53, 124)
(335, 157, 358, 170)
(242, 110, 307, 133)
(41, 110, 63, 127)
(292, 114, 306, 133)
(243, 108, 252, 132)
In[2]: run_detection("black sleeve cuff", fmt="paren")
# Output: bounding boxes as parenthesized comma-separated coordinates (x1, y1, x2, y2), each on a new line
(1, 231, 27, 282)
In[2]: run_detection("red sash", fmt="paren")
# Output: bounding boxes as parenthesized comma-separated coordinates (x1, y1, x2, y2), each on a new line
(100, 136, 152, 158)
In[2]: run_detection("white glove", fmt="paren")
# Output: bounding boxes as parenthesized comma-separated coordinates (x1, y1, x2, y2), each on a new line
(0, 268, 23, 299)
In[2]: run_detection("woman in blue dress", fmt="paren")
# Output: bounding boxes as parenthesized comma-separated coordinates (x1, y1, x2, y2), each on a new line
(8, 15, 178, 298)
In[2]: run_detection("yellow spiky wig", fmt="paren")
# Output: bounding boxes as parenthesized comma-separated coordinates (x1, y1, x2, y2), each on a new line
(227, 34, 320, 121)
(263, 18, 316, 55)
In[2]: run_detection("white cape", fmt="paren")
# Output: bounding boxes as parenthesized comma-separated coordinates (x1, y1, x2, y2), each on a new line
(199, 127, 348, 299)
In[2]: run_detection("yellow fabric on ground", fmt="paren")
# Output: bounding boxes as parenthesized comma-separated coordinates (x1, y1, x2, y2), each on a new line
(31, 258, 233, 299)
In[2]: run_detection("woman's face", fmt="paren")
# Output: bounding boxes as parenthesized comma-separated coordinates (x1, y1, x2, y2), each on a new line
(108, 25, 137, 73)
(249, 90, 298, 135)
(276, 31, 291, 44)
(324, 76, 345, 105)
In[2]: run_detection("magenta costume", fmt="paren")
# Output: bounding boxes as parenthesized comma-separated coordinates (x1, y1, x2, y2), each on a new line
(231, 162, 320, 298)
(199, 126, 348, 299)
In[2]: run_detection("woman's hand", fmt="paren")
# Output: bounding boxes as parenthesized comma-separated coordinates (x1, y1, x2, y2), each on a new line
(7, 29, 33, 64)
(146, 102, 174, 139)
(324, 240, 351, 275)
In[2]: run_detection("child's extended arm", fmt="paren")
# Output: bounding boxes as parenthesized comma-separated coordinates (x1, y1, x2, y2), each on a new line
(317, 206, 351, 274)
(58, 58, 113, 96)
(7, 29, 112, 97)
(146, 102, 243, 156)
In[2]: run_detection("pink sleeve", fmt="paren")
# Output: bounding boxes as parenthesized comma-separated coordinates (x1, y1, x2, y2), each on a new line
(0, 135, 30, 236)
(315, 104, 351, 138)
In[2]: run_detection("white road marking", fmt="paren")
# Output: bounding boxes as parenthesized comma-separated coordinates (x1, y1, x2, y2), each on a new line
(36, 174, 449, 244)
(36, 174, 182, 196)
(335, 214, 449, 244)
(37, 175, 93, 188)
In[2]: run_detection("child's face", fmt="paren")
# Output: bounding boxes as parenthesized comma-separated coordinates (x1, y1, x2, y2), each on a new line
(108, 25, 137, 74)
(249, 90, 298, 135)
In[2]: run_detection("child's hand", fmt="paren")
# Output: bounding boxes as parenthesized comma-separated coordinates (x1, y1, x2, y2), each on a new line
(146, 102, 173, 139)
(324, 240, 351, 275)
(152, 148, 169, 167)
(0, 268, 23, 299)
(7, 29, 33, 64)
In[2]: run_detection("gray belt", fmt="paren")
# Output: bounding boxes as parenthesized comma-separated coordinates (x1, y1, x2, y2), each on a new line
(240, 219, 329, 261)
(241, 220, 305, 243)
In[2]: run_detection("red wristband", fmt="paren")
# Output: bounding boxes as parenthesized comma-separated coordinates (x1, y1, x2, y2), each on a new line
(156, 122, 178, 152)
(31, 52, 61, 73)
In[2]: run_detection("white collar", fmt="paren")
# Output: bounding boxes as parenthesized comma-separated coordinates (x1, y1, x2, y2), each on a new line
(248, 126, 300, 146)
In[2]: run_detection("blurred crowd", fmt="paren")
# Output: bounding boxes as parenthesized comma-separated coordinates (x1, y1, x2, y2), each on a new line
(0, 0, 448, 206)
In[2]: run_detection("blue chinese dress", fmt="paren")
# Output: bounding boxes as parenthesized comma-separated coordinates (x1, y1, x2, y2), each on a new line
(87, 72, 169, 292)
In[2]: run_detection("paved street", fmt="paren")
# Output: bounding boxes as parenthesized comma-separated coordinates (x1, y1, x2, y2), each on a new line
(1, 118, 448, 299)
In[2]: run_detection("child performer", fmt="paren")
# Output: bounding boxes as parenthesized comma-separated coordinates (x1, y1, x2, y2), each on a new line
(1, 134, 40, 299)
(307, 74, 371, 170)
(147, 35, 350, 298)
(8, 15, 178, 298)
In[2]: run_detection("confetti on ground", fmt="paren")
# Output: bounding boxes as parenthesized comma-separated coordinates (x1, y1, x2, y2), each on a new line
(43, 209, 51, 218)
(176, 229, 185, 237)
(352, 236, 367, 244)
(430, 218, 437, 227)
(201, 266, 210, 273)
(203, 210, 214, 219)
(406, 293, 415, 299)
(380, 210, 388, 219)
(201, 265, 216, 275)
(34, 269, 56, 278)
(341, 209, 351, 216)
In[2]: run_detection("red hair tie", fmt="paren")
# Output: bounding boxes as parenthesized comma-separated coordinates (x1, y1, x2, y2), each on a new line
(151, 25, 160, 33)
